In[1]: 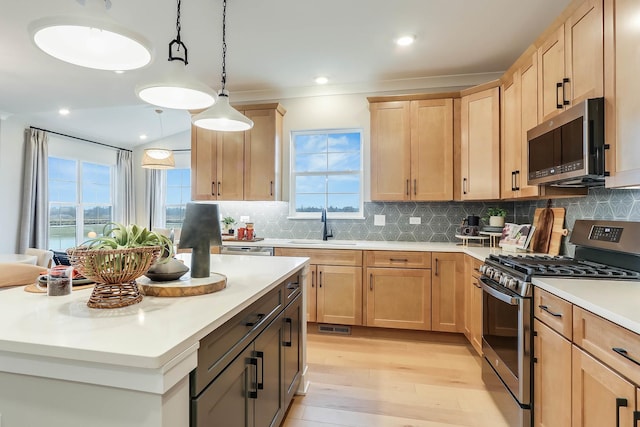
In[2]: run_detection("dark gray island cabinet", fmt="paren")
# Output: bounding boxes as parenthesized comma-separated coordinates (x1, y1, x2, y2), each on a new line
(191, 270, 303, 427)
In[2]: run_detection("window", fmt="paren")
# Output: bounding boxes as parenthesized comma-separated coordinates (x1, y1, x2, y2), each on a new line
(165, 168, 191, 228)
(48, 157, 113, 250)
(290, 129, 363, 218)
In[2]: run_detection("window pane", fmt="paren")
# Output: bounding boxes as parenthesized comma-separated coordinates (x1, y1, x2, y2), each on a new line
(295, 194, 324, 213)
(295, 134, 327, 153)
(328, 152, 360, 171)
(295, 175, 326, 193)
(166, 187, 182, 205)
(49, 181, 77, 203)
(327, 175, 360, 193)
(166, 206, 186, 228)
(83, 206, 112, 239)
(328, 133, 360, 152)
(82, 163, 111, 204)
(327, 194, 360, 213)
(49, 205, 77, 250)
(165, 168, 191, 228)
(295, 153, 327, 172)
(49, 158, 76, 182)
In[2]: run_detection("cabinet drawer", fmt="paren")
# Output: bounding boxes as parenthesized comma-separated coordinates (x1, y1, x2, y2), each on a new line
(470, 258, 483, 279)
(573, 306, 640, 386)
(276, 248, 362, 266)
(283, 271, 302, 306)
(191, 284, 283, 397)
(534, 288, 572, 340)
(365, 250, 431, 268)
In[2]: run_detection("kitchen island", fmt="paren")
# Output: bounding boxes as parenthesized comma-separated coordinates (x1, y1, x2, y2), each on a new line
(0, 254, 309, 427)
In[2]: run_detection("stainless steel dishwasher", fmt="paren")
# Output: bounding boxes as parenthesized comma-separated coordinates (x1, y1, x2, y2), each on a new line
(220, 246, 274, 256)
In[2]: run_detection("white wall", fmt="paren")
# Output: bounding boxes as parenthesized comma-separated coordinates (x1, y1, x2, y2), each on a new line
(0, 116, 27, 252)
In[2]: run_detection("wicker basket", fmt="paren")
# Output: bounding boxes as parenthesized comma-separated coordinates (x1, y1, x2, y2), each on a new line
(67, 246, 161, 309)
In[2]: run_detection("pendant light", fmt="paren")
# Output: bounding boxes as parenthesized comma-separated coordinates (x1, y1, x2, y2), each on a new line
(192, 0, 253, 132)
(136, 0, 216, 110)
(141, 110, 175, 169)
(29, 0, 152, 71)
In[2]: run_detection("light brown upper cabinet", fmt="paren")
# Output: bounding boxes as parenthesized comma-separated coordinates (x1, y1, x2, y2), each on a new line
(460, 85, 500, 200)
(191, 103, 285, 201)
(604, 0, 640, 188)
(537, 0, 603, 122)
(370, 97, 453, 201)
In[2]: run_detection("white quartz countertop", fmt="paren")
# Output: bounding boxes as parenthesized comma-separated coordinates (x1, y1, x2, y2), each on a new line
(0, 255, 309, 369)
(224, 238, 500, 261)
(533, 277, 640, 335)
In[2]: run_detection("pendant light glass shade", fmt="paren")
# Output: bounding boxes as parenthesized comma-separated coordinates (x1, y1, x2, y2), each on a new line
(29, 0, 152, 71)
(142, 148, 175, 169)
(192, 90, 253, 132)
(136, 61, 217, 110)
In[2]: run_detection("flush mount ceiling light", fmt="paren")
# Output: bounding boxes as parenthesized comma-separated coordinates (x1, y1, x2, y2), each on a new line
(314, 76, 329, 85)
(136, 0, 216, 110)
(396, 35, 416, 46)
(192, 0, 253, 132)
(29, 0, 152, 71)
(141, 148, 175, 169)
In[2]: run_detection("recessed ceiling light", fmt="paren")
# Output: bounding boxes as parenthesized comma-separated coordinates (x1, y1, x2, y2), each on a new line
(58, 108, 70, 116)
(396, 35, 416, 46)
(315, 76, 329, 85)
(139, 134, 148, 140)
(114, 70, 125, 74)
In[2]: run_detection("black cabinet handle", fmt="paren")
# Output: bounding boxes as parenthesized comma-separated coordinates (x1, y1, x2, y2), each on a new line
(255, 351, 264, 390)
(556, 81, 563, 109)
(414, 179, 417, 196)
(283, 318, 293, 347)
(311, 271, 315, 288)
(245, 313, 265, 327)
(562, 77, 570, 106)
(515, 170, 520, 191)
(217, 181, 221, 196)
(270, 181, 273, 197)
(511, 171, 516, 192)
(463, 178, 467, 195)
(617, 398, 628, 427)
(538, 304, 562, 317)
(406, 179, 410, 196)
(435, 258, 439, 276)
(286, 281, 300, 291)
(389, 258, 409, 263)
(211, 182, 215, 196)
(369, 273, 373, 291)
(634, 410, 640, 426)
(248, 358, 258, 399)
(319, 271, 322, 288)
(473, 279, 482, 289)
(612, 347, 640, 366)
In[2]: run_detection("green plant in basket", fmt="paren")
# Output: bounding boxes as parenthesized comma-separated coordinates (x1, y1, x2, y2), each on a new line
(82, 222, 174, 261)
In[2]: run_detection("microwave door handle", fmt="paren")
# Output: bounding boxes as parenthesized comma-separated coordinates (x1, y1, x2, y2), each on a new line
(480, 277, 519, 306)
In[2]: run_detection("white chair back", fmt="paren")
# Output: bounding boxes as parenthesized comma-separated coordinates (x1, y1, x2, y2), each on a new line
(25, 248, 54, 268)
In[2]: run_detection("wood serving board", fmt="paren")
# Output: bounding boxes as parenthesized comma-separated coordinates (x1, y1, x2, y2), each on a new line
(137, 273, 227, 297)
(530, 207, 567, 256)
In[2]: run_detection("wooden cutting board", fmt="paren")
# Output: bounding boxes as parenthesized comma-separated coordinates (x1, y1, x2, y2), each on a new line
(137, 273, 227, 297)
(530, 207, 567, 256)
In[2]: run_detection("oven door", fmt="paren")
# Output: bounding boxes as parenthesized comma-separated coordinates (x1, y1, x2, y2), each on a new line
(480, 276, 532, 407)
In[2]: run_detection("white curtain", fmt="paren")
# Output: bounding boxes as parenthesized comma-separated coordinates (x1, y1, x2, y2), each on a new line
(18, 129, 49, 252)
(115, 149, 135, 225)
(145, 169, 166, 229)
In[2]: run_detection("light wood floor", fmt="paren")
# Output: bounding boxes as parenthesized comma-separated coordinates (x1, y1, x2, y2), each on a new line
(282, 329, 510, 427)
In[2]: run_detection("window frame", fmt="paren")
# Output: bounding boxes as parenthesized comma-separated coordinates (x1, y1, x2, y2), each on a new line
(289, 128, 364, 220)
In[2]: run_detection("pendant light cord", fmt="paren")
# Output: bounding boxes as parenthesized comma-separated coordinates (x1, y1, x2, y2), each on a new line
(169, 0, 188, 64)
(221, 0, 227, 91)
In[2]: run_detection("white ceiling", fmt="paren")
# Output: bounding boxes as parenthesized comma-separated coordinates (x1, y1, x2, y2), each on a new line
(0, 0, 571, 148)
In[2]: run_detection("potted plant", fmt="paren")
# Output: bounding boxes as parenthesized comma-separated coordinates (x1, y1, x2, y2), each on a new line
(222, 216, 236, 235)
(67, 223, 174, 308)
(484, 207, 507, 227)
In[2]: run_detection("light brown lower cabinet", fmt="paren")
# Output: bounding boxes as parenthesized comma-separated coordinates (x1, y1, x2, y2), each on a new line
(533, 319, 571, 427)
(431, 253, 465, 332)
(464, 256, 483, 356)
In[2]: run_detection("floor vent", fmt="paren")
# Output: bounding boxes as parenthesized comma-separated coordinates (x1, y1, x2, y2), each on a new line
(318, 324, 351, 335)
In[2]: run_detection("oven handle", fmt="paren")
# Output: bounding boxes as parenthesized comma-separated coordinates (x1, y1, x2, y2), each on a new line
(480, 277, 520, 306)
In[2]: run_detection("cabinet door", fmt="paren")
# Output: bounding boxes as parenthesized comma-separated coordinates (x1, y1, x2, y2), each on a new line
(534, 319, 571, 427)
(538, 25, 566, 122)
(604, 0, 640, 188)
(370, 101, 411, 201)
(191, 125, 217, 201)
(500, 73, 522, 199)
(572, 346, 635, 427)
(431, 253, 464, 333)
(244, 108, 282, 201)
(365, 267, 431, 330)
(470, 273, 483, 355)
(410, 99, 454, 201)
(460, 87, 500, 200)
(283, 294, 302, 408)
(253, 314, 284, 427)
(565, 0, 603, 106)
(305, 265, 317, 322)
(191, 345, 253, 427)
(518, 55, 541, 198)
(316, 265, 362, 325)
(217, 131, 245, 200)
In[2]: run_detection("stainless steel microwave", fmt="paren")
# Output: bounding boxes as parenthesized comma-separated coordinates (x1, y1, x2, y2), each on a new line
(527, 97, 606, 187)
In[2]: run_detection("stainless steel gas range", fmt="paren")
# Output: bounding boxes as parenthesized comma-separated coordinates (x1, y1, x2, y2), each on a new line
(478, 220, 640, 427)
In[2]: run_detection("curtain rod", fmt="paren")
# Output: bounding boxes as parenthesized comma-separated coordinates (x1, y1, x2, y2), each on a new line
(29, 126, 132, 153)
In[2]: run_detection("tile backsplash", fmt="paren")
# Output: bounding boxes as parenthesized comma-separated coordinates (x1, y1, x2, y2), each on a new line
(216, 188, 640, 253)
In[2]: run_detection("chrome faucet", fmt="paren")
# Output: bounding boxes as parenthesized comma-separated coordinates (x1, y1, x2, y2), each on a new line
(321, 208, 333, 241)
